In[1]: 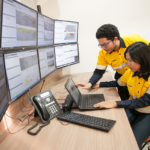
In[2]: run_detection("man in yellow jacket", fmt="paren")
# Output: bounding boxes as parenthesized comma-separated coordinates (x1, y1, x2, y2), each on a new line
(77, 24, 149, 100)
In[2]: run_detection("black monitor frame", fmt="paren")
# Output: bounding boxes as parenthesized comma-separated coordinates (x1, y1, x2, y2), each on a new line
(54, 43, 80, 69)
(0, 51, 10, 121)
(3, 47, 41, 104)
(1, 0, 38, 50)
(37, 12, 54, 47)
(37, 45, 57, 80)
(54, 19, 79, 45)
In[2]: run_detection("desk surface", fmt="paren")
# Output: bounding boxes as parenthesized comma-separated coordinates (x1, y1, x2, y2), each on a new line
(0, 72, 139, 150)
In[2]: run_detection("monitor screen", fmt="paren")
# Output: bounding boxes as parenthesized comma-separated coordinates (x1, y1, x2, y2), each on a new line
(54, 20, 78, 44)
(0, 53, 9, 121)
(55, 43, 79, 68)
(38, 14, 54, 46)
(1, 0, 37, 49)
(4, 49, 40, 102)
(38, 46, 56, 79)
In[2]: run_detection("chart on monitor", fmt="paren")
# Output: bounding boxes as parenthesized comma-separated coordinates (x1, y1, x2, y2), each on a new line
(38, 46, 56, 79)
(38, 14, 54, 46)
(54, 20, 78, 44)
(2, 0, 37, 48)
(4, 50, 40, 102)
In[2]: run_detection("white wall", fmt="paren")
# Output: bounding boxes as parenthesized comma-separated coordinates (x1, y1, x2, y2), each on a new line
(18, 0, 150, 76)
(17, 0, 37, 10)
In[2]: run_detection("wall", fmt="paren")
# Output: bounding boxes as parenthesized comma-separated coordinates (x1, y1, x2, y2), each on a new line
(17, 0, 37, 10)
(36, 0, 150, 76)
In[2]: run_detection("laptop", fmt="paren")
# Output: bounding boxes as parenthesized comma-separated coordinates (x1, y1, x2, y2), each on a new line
(64, 77, 105, 110)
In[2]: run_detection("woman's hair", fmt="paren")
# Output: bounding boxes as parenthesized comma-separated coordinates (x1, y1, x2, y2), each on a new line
(125, 42, 150, 75)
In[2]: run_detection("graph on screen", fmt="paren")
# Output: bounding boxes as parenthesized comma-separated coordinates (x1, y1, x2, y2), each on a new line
(54, 20, 78, 44)
(38, 47, 56, 78)
(2, 0, 37, 48)
(38, 14, 54, 46)
(4, 50, 40, 101)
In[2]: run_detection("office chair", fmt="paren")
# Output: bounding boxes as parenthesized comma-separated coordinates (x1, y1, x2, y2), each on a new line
(141, 137, 150, 150)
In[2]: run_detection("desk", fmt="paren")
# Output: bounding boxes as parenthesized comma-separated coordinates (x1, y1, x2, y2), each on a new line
(0, 72, 139, 150)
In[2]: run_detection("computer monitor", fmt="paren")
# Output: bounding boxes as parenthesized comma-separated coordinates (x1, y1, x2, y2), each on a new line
(1, 0, 37, 49)
(0, 52, 9, 121)
(4, 49, 41, 103)
(54, 20, 78, 44)
(38, 46, 56, 79)
(55, 43, 79, 68)
(38, 13, 54, 46)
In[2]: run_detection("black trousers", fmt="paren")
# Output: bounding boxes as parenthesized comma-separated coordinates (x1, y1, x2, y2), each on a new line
(115, 72, 129, 100)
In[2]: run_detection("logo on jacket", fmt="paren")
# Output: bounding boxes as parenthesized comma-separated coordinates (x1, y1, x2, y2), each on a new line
(111, 60, 116, 62)
(128, 85, 132, 87)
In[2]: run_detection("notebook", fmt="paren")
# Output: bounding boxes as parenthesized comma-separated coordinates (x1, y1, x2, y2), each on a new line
(64, 77, 105, 110)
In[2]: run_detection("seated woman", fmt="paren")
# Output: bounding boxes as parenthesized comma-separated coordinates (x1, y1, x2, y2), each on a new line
(77, 42, 150, 149)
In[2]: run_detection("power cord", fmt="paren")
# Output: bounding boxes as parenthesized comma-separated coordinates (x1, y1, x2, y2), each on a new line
(4, 112, 34, 134)
(40, 79, 45, 93)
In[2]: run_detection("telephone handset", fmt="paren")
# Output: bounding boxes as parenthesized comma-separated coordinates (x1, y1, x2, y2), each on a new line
(30, 90, 62, 124)
(28, 90, 62, 135)
(33, 96, 50, 121)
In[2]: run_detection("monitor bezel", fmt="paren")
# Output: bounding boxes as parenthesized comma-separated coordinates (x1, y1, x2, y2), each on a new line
(3, 47, 42, 104)
(37, 12, 55, 47)
(55, 43, 80, 69)
(0, 51, 10, 121)
(1, 0, 38, 50)
(37, 45, 57, 80)
(54, 19, 79, 45)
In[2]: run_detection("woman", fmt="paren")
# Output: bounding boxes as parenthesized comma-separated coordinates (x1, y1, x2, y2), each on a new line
(77, 42, 150, 149)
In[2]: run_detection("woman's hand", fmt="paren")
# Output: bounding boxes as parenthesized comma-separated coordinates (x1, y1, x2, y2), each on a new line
(94, 101, 118, 109)
(76, 82, 92, 89)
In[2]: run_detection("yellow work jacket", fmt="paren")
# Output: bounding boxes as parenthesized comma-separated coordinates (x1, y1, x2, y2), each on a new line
(118, 69, 150, 113)
(97, 34, 149, 75)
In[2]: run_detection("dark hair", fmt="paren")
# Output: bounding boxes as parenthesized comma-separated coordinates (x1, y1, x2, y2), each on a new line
(124, 42, 150, 75)
(96, 24, 120, 40)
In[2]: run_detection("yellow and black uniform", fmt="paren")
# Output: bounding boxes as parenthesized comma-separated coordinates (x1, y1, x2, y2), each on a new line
(89, 34, 149, 86)
(100, 69, 150, 113)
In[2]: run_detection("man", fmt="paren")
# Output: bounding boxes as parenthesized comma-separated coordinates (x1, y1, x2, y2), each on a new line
(77, 24, 149, 100)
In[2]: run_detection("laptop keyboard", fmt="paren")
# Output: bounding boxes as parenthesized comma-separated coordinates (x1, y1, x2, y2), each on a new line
(82, 95, 101, 107)
(57, 111, 116, 132)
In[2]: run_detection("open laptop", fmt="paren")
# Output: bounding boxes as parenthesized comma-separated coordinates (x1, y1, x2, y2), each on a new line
(65, 77, 105, 110)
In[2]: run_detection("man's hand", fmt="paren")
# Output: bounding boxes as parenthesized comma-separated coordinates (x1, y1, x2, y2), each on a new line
(94, 101, 118, 109)
(76, 82, 92, 89)
(92, 84, 100, 89)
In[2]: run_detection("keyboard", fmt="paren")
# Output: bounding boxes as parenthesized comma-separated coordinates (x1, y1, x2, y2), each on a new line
(57, 111, 116, 132)
(82, 95, 104, 108)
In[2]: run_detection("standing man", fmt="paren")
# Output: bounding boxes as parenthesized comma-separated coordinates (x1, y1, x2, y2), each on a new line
(77, 24, 149, 100)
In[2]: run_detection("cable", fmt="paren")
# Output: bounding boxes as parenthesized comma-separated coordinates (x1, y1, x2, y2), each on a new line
(53, 91, 67, 96)
(22, 94, 34, 108)
(4, 112, 34, 134)
(6, 110, 31, 122)
(28, 109, 34, 116)
(40, 79, 45, 93)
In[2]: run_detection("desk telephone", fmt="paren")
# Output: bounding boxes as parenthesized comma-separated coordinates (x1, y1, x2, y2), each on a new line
(31, 90, 62, 123)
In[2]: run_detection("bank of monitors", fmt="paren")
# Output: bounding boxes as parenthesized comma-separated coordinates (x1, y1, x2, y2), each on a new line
(38, 46, 56, 79)
(54, 20, 78, 44)
(55, 43, 79, 68)
(1, 0, 37, 49)
(38, 14, 54, 46)
(0, 53, 9, 121)
(4, 49, 40, 103)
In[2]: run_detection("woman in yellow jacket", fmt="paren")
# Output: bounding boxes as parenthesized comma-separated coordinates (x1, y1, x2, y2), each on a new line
(78, 42, 150, 149)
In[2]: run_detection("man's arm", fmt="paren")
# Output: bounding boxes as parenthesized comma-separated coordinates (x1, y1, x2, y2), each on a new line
(89, 69, 105, 86)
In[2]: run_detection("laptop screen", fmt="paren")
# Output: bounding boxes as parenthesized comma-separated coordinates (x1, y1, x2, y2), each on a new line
(65, 77, 81, 105)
